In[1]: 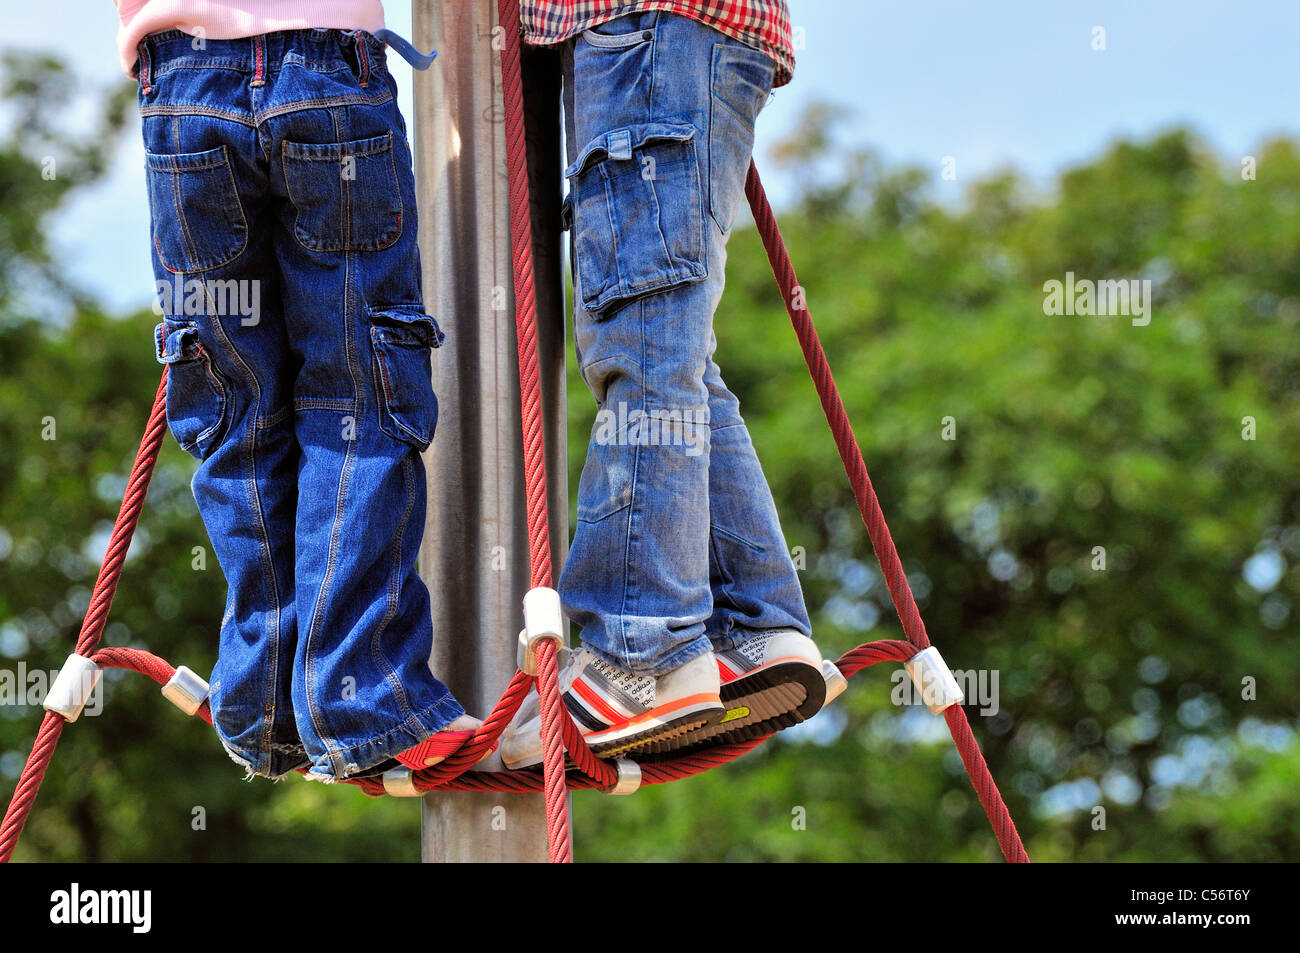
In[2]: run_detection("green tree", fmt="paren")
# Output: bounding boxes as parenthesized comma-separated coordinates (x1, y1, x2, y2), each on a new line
(573, 112, 1299, 862)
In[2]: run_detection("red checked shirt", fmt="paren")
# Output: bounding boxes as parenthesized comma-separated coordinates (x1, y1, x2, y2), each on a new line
(520, 0, 795, 87)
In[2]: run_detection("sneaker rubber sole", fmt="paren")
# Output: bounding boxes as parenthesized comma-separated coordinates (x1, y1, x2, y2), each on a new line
(654, 657, 827, 757)
(506, 693, 725, 769)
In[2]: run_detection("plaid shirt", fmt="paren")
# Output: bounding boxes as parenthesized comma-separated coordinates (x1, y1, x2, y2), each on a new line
(520, 0, 795, 87)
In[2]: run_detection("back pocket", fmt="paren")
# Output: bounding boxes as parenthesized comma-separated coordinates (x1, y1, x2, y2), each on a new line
(282, 133, 403, 252)
(145, 145, 247, 273)
(566, 121, 707, 316)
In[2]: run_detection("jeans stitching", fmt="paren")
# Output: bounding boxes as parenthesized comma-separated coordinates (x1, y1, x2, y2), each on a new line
(198, 280, 285, 763)
(308, 193, 361, 768)
(294, 397, 352, 411)
(140, 103, 256, 127)
(615, 298, 653, 663)
(710, 521, 766, 554)
(303, 409, 356, 770)
(304, 693, 462, 773)
(255, 404, 293, 430)
(138, 90, 393, 128)
(257, 91, 392, 124)
(168, 167, 200, 269)
(154, 60, 250, 73)
(342, 137, 352, 249)
(370, 453, 418, 722)
(381, 135, 404, 249)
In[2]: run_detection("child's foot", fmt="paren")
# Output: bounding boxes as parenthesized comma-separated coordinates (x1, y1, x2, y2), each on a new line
(394, 714, 490, 770)
(668, 629, 827, 753)
(500, 647, 725, 769)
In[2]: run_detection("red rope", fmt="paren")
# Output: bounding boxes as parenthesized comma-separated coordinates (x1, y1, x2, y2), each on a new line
(743, 163, 1028, 863)
(495, 0, 554, 597)
(349, 643, 898, 796)
(494, 0, 571, 863)
(0, 15, 1031, 868)
(835, 639, 914, 676)
(0, 373, 169, 864)
(0, 714, 65, 864)
(535, 640, 572, 861)
(744, 165, 932, 654)
(92, 646, 214, 726)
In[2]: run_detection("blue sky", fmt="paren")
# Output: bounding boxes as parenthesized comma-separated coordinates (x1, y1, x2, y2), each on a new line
(6, 0, 1299, 313)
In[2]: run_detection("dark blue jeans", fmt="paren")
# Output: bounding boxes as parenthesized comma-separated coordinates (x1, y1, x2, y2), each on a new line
(137, 28, 463, 781)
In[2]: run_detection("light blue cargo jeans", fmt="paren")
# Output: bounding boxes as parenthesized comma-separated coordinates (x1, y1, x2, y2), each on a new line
(558, 11, 812, 675)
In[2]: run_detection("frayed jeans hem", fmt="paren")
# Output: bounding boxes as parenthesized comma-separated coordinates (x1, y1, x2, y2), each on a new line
(303, 692, 467, 782)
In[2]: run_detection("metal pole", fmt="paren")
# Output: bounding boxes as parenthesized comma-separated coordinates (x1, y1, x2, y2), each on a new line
(413, 0, 568, 862)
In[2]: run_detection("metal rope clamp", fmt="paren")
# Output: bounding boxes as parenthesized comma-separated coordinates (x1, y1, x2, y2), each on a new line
(904, 645, 965, 715)
(161, 665, 210, 717)
(821, 659, 849, 707)
(600, 758, 641, 796)
(43, 653, 103, 723)
(517, 587, 566, 676)
(382, 766, 421, 798)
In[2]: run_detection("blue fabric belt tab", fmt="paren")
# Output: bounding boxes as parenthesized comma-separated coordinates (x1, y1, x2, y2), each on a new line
(375, 29, 438, 70)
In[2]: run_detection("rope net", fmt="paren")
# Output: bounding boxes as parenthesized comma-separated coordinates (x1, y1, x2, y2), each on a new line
(0, 1, 1028, 865)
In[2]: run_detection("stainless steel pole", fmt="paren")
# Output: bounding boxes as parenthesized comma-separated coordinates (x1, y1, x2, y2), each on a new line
(412, 0, 568, 862)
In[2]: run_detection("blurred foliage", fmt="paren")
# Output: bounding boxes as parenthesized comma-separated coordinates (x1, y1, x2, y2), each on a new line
(572, 106, 1300, 861)
(0, 51, 135, 317)
(1, 58, 1296, 860)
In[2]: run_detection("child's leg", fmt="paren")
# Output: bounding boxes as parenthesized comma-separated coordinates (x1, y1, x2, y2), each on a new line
(702, 344, 812, 644)
(501, 13, 736, 768)
(138, 34, 304, 778)
(558, 11, 810, 672)
(261, 30, 463, 780)
(499, 13, 821, 765)
(557, 12, 712, 676)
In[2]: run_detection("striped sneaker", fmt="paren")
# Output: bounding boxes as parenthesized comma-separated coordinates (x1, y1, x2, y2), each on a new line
(669, 629, 827, 753)
(501, 647, 725, 770)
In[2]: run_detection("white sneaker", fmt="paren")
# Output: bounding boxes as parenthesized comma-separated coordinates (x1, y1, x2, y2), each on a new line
(670, 629, 827, 752)
(501, 647, 725, 770)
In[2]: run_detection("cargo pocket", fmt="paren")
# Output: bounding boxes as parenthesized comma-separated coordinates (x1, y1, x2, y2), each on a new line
(282, 132, 403, 252)
(368, 307, 443, 451)
(145, 145, 247, 273)
(566, 121, 707, 317)
(154, 319, 230, 460)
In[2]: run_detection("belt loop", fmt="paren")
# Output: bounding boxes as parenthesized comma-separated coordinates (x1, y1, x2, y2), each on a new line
(136, 39, 154, 95)
(251, 34, 266, 87)
(353, 31, 370, 87)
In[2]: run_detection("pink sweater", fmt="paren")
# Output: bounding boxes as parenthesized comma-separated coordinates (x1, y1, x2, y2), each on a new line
(114, 1, 386, 76)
